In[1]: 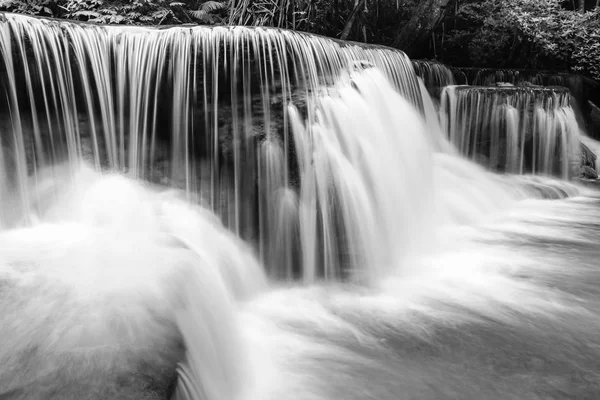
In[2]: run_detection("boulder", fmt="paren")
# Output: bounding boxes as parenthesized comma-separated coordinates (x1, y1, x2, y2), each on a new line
(581, 165, 598, 179)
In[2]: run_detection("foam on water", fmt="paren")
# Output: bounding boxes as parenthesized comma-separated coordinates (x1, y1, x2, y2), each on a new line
(233, 71, 599, 400)
(1, 66, 596, 400)
(240, 192, 600, 400)
(0, 165, 266, 399)
(0, 13, 598, 400)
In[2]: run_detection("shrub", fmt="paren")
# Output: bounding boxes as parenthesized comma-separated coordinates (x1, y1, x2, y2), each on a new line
(0, 0, 229, 25)
(442, 0, 600, 79)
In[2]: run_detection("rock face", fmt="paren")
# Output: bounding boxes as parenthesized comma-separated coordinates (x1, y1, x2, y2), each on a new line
(580, 142, 597, 169)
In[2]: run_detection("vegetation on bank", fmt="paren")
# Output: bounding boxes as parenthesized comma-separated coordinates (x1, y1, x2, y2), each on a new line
(0, 0, 598, 80)
(0, 0, 229, 25)
(441, 0, 600, 80)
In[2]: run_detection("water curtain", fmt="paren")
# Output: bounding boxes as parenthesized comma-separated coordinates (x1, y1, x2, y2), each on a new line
(0, 13, 424, 281)
(440, 86, 581, 178)
(412, 59, 456, 97)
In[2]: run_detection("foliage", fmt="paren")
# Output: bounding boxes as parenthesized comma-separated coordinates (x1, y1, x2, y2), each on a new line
(228, 0, 414, 43)
(0, 0, 416, 44)
(189, 0, 228, 24)
(0, 0, 56, 17)
(441, 0, 600, 80)
(228, 0, 351, 35)
(0, 0, 230, 25)
(440, 1, 520, 68)
(506, 0, 600, 79)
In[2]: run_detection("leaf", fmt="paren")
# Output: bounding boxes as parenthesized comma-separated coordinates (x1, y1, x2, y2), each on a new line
(72, 10, 101, 17)
(189, 1, 226, 21)
(199, 1, 226, 13)
(108, 14, 126, 23)
(189, 9, 207, 18)
(151, 8, 170, 19)
(0, 0, 25, 9)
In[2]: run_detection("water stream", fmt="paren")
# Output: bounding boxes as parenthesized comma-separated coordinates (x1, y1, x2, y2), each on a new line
(0, 13, 599, 400)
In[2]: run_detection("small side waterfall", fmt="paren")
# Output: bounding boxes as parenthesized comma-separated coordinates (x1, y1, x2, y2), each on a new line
(440, 85, 581, 177)
(412, 60, 456, 98)
(453, 67, 600, 117)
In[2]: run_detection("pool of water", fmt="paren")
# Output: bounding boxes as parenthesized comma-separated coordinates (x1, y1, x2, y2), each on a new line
(1, 167, 599, 400)
(241, 191, 600, 400)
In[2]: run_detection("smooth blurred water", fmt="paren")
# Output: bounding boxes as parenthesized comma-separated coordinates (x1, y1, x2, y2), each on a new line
(241, 191, 600, 400)
(0, 13, 598, 400)
(440, 86, 581, 178)
(2, 71, 598, 400)
(3, 161, 599, 400)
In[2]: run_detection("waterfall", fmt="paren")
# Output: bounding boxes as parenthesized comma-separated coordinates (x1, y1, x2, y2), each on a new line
(289, 68, 437, 282)
(0, 12, 427, 281)
(0, 10, 597, 400)
(453, 68, 600, 115)
(440, 85, 582, 178)
(412, 60, 456, 98)
(0, 12, 586, 280)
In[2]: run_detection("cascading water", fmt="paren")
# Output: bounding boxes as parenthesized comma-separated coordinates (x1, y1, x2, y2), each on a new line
(412, 60, 456, 98)
(1, 12, 600, 400)
(0, 13, 424, 281)
(288, 69, 438, 281)
(440, 85, 581, 178)
(453, 67, 600, 117)
(0, 163, 267, 399)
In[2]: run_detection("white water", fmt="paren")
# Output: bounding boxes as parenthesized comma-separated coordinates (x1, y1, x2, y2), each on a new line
(0, 13, 426, 281)
(0, 163, 267, 399)
(2, 65, 598, 399)
(242, 194, 600, 400)
(440, 86, 581, 178)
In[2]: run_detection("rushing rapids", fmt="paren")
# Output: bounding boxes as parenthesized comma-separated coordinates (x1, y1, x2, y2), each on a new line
(0, 12, 599, 400)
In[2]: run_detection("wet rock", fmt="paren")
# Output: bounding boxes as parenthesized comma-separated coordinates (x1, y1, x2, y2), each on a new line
(580, 142, 597, 169)
(580, 165, 598, 179)
(518, 81, 541, 87)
